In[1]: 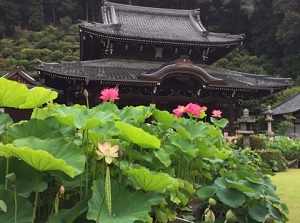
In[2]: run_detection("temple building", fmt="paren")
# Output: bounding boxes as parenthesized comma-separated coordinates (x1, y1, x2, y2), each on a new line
(35, 1, 292, 135)
(272, 92, 300, 135)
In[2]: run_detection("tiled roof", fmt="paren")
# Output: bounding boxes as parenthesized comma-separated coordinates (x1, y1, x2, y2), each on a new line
(3, 66, 43, 87)
(36, 58, 292, 91)
(78, 1, 244, 45)
(272, 92, 300, 115)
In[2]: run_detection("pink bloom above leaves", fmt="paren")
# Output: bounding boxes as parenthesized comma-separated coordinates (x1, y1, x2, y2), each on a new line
(96, 142, 119, 164)
(99, 88, 120, 102)
(212, 110, 222, 118)
(185, 103, 202, 117)
(173, 105, 186, 117)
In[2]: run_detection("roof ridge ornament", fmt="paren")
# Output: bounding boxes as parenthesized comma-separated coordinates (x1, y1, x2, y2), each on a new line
(175, 56, 192, 67)
(193, 9, 201, 21)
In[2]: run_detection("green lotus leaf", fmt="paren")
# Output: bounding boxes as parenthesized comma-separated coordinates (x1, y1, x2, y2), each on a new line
(216, 188, 246, 208)
(154, 148, 171, 167)
(89, 121, 119, 140)
(0, 112, 13, 134)
(127, 169, 173, 191)
(197, 186, 217, 200)
(48, 195, 90, 223)
(119, 105, 154, 123)
(171, 138, 198, 159)
(19, 86, 58, 109)
(0, 144, 74, 177)
(0, 78, 29, 108)
(245, 176, 264, 185)
(226, 178, 255, 193)
(0, 189, 33, 223)
(210, 117, 229, 128)
(43, 116, 76, 137)
(213, 177, 229, 189)
(266, 203, 285, 222)
(8, 119, 63, 139)
(242, 181, 263, 199)
(115, 121, 160, 149)
(185, 122, 208, 139)
(87, 179, 152, 223)
(175, 127, 191, 139)
(13, 137, 85, 176)
(194, 139, 215, 158)
(52, 104, 114, 130)
(0, 158, 48, 197)
(248, 203, 269, 222)
(152, 109, 176, 129)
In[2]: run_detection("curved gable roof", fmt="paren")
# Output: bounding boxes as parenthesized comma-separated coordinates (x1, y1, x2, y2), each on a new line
(79, 1, 244, 46)
(36, 58, 292, 97)
(272, 92, 300, 115)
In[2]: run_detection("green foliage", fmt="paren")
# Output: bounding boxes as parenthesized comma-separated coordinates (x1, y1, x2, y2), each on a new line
(60, 16, 73, 33)
(196, 148, 288, 222)
(236, 135, 266, 150)
(265, 137, 300, 160)
(1, 48, 13, 59)
(36, 37, 52, 48)
(0, 79, 288, 223)
(259, 149, 288, 172)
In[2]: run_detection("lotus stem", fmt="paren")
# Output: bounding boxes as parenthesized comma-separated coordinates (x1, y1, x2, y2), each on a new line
(85, 130, 89, 197)
(96, 190, 106, 223)
(14, 184, 17, 223)
(105, 167, 112, 217)
(4, 127, 9, 190)
(5, 157, 9, 190)
(32, 172, 39, 223)
(80, 129, 86, 200)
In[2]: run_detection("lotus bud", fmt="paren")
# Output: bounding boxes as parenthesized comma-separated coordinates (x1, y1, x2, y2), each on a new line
(204, 210, 215, 223)
(59, 185, 65, 196)
(5, 173, 16, 187)
(83, 89, 89, 98)
(225, 210, 238, 222)
(0, 200, 7, 213)
(263, 214, 275, 223)
(4, 123, 9, 131)
(208, 198, 217, 206)
(204, 207, 210, 214)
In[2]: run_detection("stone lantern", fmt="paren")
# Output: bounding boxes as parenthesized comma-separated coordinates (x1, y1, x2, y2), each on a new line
(237, 109, 256, 149)
(265, 105, 274, 138)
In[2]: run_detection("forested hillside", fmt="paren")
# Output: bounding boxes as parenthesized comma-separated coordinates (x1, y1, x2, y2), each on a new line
(0, 0, 299, 84)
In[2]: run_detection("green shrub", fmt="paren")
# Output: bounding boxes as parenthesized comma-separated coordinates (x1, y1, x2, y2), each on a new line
(36, 37, 52, 48)
(60, 16, 72, 32)
(21, 48, 41, 61)
(15, 38, 28, 46)
(45, 25, 58, 34)
(48, 42, 59, 51)
(18, 59, 31, 70)
(63, 35, 76, 43)
(259, 149, 288, 172)
(265, 137, 300, 160)
(32, 31, 45, 42)
(236, 135, 266, 150)
(50, 51, 64, 61)
(1, 48, 14, 58)
(62, 55, 79, 61)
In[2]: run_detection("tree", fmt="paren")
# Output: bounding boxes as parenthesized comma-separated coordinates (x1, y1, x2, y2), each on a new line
(26, 0, 45, 31)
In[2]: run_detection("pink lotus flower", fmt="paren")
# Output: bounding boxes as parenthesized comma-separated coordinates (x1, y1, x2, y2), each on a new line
(173, 105, 186, 117)
(185, 103, 202, 117)
(96, 142, 119, 164)
(99, 88, 120, 102)
(212, 110, 222, 118)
